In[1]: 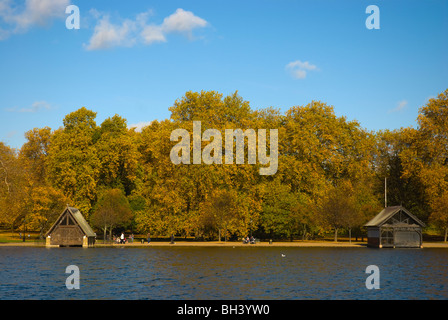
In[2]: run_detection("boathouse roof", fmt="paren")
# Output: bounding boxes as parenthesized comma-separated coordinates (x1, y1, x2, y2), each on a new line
(364, 205, 426, 228)
(46, 206, 96, 237)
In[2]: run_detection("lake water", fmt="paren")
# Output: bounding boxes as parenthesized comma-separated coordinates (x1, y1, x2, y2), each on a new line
(0, 246, 447, 300)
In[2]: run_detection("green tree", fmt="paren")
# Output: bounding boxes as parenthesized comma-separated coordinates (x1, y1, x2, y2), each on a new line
(259, 179, 309, 240)
(90, 188, 133, 241)
(317, 181, 356, 242)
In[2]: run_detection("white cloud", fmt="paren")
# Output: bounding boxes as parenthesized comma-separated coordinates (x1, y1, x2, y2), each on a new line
(128, 121, 154, 132)
(286, 60, 317, 71)
(85, 8, 208, 50)
(18, 0, 69, 27)
(85, 16, 137, 50)
(286, 60, 318, 79)
(161, 8, 207, 36)
(389, 100, 408, 113)
(290, 69, 307, 79)
(141, 24, 166, 44)
(6, 101, 52, 113)
(0, 0, 70, 39)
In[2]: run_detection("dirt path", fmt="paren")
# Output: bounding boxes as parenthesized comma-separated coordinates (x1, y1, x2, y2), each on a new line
(1, 240, 447, 248)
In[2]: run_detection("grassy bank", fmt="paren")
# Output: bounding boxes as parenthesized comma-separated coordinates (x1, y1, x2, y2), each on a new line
(0, 231, 43, 243)
(1, 230, 447, 248)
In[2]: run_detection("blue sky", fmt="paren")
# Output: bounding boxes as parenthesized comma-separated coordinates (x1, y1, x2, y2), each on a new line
(0, 0, 447, 149)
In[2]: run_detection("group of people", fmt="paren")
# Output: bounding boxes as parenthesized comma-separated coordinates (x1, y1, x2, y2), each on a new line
(112, 232, 153, 244)
(243, 236, 256, 244)
(114, 233, 260, 244)
(114, 232, 134, 244)
(140, 233, 151, 244)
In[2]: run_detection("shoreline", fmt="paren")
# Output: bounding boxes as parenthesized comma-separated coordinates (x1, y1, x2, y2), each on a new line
(1, 240, 447, 248)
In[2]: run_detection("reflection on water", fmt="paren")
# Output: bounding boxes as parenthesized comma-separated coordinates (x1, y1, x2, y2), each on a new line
(0, 246, 447, 299)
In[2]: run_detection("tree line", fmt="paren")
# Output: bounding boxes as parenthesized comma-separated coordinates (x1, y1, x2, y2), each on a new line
(0, 89, 447, 241)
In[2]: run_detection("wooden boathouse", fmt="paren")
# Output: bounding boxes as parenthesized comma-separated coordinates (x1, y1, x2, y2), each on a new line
(364, 206, 425, 248)
(45, 206, 96, 247)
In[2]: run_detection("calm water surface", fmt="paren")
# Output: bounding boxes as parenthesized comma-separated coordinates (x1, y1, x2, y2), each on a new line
(0, 246, 447, 300)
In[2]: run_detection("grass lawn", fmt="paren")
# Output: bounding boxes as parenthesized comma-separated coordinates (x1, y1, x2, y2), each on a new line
(0, 231, 43, 243)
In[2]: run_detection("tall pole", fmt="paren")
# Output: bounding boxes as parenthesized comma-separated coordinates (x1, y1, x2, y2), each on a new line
(385, 177, 387, 208)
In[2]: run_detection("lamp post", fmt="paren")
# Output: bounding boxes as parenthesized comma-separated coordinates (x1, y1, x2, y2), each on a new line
(385, 165, 390, 208)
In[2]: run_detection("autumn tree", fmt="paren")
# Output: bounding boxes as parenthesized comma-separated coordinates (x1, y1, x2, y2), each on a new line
(134, 119, 197, 237)
(374, 129, 428, 219)
(20, 127, 52, 181)
(400, 89, 448, 233)
(47, 107, 100, 217)
(96, 114, 139, 195)
(281, 101, 375, 199)
(429, 190, 448, 242)
(317, 181, 355, 242)
(0, 142, 53, 239)
(134, 91, 262, 238)
(199, 189, 239, 242)
(18, 127, 67, 238)
(3, 88, 445, 243)
(0, 143, 24, 231)
(169, 90, 254, 127)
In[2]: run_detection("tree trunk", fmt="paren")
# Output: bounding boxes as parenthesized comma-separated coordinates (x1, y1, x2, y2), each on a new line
(349, 228, 352, 243)
(218, 229, 221, 242)
(103, 225, 107, 242)
(109, 225, 113, 243)
(23, 221, 26, 242)
(302, 224, 306, 241)
(444, 227, 447, 243)
(334, 228, 338, 242)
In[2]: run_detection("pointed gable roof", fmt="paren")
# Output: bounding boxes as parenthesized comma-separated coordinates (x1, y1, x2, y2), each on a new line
(46, 206, 96, 237)
(364, 205, 426, 228)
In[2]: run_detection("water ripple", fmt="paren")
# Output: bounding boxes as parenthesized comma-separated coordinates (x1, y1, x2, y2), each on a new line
(0, 246, 447, 299)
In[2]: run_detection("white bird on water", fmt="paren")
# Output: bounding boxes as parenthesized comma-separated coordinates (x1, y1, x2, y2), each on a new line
(281, 254, 286, 257)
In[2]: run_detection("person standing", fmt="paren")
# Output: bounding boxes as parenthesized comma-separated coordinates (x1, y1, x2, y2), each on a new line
(147, 232, 151, 244)
(120, 232, 125, 244)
